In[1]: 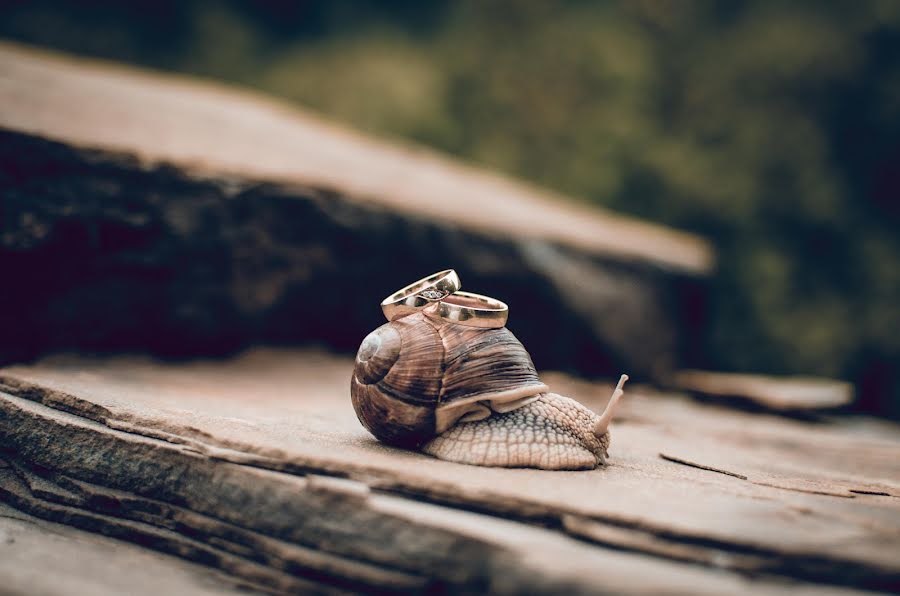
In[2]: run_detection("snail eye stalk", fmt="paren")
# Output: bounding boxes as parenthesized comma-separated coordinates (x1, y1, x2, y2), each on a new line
(593, 374, 629, 438)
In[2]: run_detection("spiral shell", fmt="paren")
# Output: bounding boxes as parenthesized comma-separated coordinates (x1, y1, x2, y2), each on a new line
(350, 312, 549, 447)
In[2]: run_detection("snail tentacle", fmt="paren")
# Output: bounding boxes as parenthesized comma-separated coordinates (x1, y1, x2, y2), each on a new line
(593, 374, 628, 439)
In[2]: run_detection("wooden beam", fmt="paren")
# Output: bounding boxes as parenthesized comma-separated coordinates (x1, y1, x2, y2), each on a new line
(0, 43, 712, 379)
(0, 42, 712, 275)
(1, 351, 897, 593)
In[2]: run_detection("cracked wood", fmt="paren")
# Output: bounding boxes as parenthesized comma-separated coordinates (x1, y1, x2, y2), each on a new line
(1, 350, 898, 594)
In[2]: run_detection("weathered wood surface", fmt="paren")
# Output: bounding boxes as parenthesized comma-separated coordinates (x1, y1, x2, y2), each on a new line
(0, 503, 268, 596)
(0, 43, 709, 380)
(1, 351, 898, 594)
(672, 370, 854, 413)
(0, 42, 711, 274)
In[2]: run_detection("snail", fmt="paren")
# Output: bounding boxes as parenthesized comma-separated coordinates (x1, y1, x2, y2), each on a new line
(351, 312, 628, 470)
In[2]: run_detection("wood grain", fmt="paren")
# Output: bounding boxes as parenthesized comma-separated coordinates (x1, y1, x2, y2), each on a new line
(0, 42, 712, 380)
(0, 41, 712, 274)
(1, 350, 897, 594)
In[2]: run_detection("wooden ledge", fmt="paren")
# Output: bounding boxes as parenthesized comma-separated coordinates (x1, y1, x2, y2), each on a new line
(0, 41, 712, 275)
(1, 350, 898, 593)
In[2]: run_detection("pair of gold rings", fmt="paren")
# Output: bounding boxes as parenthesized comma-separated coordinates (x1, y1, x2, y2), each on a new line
(380, 269, 508, 328)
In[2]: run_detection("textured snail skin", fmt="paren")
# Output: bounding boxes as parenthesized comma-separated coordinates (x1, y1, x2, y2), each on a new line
(422, 393, 611, 470)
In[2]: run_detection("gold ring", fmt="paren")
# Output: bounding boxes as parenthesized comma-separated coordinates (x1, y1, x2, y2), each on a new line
(425, 290, 509, 328)
(381, 269, 461, 321)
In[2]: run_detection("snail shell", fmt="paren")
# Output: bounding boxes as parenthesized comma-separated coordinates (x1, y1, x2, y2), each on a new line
(351, 312, 548, 448)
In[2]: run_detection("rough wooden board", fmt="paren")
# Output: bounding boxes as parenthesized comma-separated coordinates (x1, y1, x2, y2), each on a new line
(0, 128, 701, 379)
(1, 350, 898, 594)
(672, 369, 854, 412)
(0, 42, 711, 275)
(1, 106, 706, 381)
(0, 407, 876, 596)
(0, 460, 866, 596)
(0, 503, 268, 596)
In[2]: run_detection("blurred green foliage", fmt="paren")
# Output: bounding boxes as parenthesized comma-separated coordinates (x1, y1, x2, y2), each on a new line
(3, 0, 899, 414)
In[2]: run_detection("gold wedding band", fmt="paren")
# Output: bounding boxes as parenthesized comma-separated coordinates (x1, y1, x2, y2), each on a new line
(381, 269, 461, 321)
(425, 290, 509, 328)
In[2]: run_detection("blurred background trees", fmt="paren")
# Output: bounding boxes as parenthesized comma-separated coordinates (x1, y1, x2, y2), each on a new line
(2, 0, 898, 416)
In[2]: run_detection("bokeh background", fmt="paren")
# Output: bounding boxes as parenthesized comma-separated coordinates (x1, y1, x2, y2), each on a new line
(2, 0, 899, 417)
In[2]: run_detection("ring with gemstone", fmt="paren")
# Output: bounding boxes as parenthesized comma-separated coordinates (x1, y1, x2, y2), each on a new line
(381, 269, 462, 321)
(425, 290, 509, 328)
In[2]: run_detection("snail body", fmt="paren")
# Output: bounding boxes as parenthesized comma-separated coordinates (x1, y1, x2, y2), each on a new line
(351, 312, 627, 470)
(422, 393, 612, 470)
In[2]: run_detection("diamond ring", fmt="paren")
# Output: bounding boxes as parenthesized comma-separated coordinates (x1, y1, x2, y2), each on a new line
(381, 269, 462, 322)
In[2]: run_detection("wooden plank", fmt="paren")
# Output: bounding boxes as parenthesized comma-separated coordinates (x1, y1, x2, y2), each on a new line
(0, 502, 272, 596)
(672, 370, 853, 412)
(0, 42, 712, 275)
(0, 42, 711, 380)
(1, 351, 897, 593)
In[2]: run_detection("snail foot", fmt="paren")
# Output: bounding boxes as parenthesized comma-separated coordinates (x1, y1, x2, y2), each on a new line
(422, 393, 610, 471)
